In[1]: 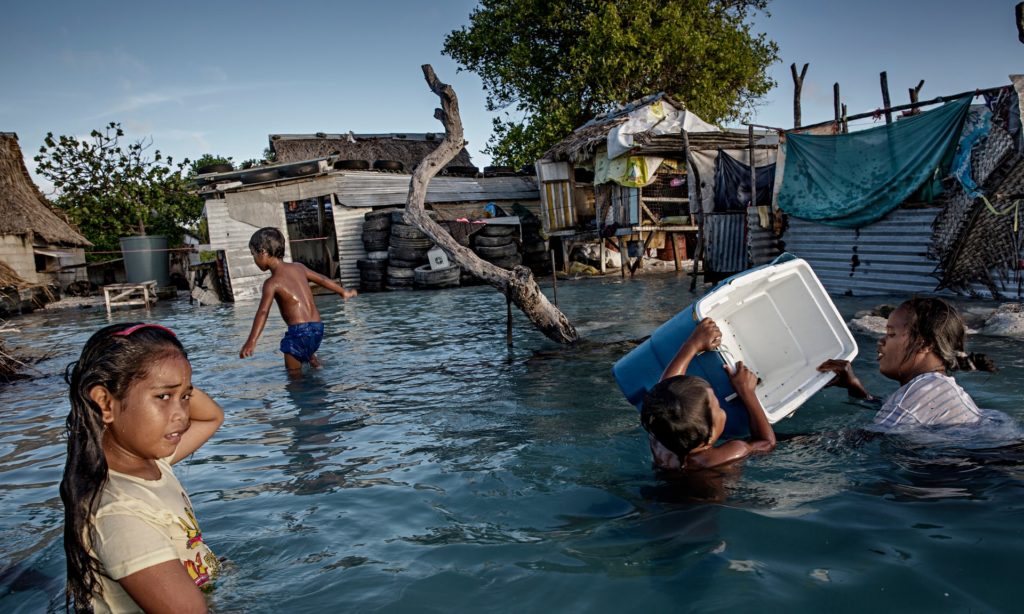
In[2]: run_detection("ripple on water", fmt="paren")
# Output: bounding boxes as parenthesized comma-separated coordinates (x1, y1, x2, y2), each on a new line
(1, 283, 1023, 611)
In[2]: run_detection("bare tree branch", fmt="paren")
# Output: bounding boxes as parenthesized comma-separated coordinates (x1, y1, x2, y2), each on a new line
(403, 65, 580, 344)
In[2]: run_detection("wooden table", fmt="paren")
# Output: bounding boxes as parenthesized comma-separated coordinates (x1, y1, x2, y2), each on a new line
(103, 281, 158, 314)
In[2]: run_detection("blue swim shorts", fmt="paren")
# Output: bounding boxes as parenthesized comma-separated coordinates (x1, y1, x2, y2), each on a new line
(279, 322, 325, 363)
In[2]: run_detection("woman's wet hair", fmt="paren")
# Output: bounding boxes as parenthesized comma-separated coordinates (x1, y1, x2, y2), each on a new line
(899, 297, 997, 373)
(249, 227, 286, 259)
(60, 323, 185, 611)
(641, 375, 714, 464)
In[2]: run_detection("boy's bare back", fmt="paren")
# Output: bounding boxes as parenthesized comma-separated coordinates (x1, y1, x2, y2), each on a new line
(240, 237, 356, 361)
(265, 261, 321, 326)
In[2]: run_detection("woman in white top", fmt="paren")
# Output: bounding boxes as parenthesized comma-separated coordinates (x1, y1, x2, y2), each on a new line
(818, 297, 996, 430)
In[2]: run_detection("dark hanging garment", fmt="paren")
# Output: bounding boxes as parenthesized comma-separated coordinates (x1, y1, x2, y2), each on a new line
(712, 150, 777, 212)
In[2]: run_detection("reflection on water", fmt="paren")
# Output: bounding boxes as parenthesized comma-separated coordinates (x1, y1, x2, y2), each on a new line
(1, 278, 1023, 611)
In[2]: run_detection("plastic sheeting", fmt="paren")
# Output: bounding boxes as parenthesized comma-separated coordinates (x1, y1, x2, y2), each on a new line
(776, 96, 972, 228)
(713, 151, 776, 212)
(607, 99, 717, 160)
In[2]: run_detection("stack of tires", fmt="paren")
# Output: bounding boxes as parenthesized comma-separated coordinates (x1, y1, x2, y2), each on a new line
(387, 211, 434, 291)
(471, 224, 522, 270)
(413, 262, 460, 289)
(520, 219, 550, 274)
(357, 209, 393, 292)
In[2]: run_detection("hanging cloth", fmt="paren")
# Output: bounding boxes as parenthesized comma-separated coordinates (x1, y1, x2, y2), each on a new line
(712, 150, 777, 212)
(776, 96, 972, 228)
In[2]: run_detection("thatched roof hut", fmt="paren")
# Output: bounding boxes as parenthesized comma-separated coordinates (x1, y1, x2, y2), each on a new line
(0, 132, 90, 247)
(269, 132, 474, 170)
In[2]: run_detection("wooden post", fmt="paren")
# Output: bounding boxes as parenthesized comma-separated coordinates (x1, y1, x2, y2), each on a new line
(908, 80, 925, 116)
(880, 71, 892, 124)
(681, 127, 702, 290)
(841, 103, 848, 134)
(791, 63, 809, 128)
(748, 124, 757, 208)
(619, 236, 627, 277)
(671, 232, 681, 271)
(549, 249, 558, 306)
(506, 288, 513, 347)
(596, 193, 605, 274)
(833, 83, 841, 127)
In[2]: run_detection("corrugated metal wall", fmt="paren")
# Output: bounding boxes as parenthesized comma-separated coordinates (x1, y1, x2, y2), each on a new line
(747, 207, 781, 265)
(703, 212, 748, 273)
(206, 197, 289, 302)
(782, 208, 945, 296)
(332, 205, 369, 290)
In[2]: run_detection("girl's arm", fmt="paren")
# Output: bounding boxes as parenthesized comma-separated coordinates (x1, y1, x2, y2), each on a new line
(118, 560, 208, 614)
(172, 388, 224, 464)
(728, 361, 776, 453)
(661, 318, 721, 380)
(817, 359, 873, 400)
(689, 361, 775, 469)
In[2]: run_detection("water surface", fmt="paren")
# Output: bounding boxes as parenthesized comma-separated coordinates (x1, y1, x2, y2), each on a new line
(2, 273, 1022, 612)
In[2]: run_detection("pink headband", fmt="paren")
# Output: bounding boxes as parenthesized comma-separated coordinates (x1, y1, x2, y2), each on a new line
(113, 323, 177, 338)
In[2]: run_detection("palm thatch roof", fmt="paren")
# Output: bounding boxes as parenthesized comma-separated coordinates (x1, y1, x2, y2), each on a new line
(0, 260, 29, 288)
(0, 133, 90, 246)
(269, 133, 474, 170)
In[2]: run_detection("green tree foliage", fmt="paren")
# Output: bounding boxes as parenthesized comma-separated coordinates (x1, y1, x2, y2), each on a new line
(190, 153, 234, 175)
(34, 122, 205, 256)
(443, 0, 779, 167)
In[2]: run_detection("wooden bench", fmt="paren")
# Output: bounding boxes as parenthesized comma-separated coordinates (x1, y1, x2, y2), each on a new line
(103, 281, 158, 314)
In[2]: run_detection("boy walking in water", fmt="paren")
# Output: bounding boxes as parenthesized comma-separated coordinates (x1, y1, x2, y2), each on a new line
(240, 227, 357, 372)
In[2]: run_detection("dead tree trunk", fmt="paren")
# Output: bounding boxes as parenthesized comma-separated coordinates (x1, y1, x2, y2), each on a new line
(403, 65, 579, 344)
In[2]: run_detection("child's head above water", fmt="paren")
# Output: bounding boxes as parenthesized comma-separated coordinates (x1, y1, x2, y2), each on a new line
(880, 297, 996, 380)
(61, 323, 186, 608)
(641, 375, 726, 461)
(249, 227, 286, 259)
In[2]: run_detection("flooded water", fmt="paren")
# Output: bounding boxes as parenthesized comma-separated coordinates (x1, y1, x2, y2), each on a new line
(2, 273, 1023, 612)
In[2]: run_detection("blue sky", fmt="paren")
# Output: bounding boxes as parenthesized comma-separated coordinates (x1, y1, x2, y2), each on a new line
(3, 1, 1022, 194)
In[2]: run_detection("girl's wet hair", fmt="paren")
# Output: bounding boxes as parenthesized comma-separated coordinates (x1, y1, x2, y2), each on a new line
(641, 375, 714, 464)
(249, 227, 286, 259)
(60, 323, 185, 611)
(899, 297, 997, 373)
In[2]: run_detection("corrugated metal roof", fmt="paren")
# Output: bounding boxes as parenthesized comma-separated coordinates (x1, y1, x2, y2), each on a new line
(332, 173, 538, 208)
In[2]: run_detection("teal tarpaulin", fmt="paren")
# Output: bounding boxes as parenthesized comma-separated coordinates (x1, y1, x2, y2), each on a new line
(776, 96, 972, 228)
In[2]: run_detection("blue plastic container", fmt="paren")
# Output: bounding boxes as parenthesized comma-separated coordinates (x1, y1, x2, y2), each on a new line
(612, 254, 857, 439)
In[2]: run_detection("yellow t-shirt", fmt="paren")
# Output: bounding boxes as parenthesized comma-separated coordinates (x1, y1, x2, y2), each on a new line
(90, 458, 219, 613)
